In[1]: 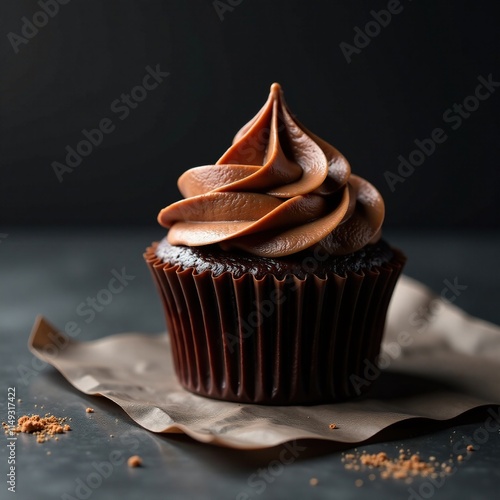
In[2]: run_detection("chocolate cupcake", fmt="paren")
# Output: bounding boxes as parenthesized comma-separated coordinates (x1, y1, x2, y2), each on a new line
(145, 83, 405, 405)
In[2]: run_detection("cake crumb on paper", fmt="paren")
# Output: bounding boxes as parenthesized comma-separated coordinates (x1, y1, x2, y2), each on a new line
(127, 455, 142, 468)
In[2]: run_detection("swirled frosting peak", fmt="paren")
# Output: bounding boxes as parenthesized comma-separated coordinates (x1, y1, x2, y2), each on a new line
(158, 83, 384, 257)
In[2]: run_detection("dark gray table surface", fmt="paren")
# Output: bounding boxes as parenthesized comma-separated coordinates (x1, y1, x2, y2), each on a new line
(0, 228, 499, 500)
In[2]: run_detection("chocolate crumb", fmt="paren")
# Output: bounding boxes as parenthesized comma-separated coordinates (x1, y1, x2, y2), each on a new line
(9, 414, 70, 443)
(127, 455, 142, 468)
(342, 449, 463, 482)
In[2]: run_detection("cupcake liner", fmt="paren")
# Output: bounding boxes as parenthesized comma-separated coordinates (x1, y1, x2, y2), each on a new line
(144, 244, 406, 405)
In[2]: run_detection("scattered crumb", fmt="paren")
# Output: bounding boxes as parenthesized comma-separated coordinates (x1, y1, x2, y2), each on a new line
(309, 477, 319, 486)
(85, 408, 94, 413)
(3, 414, 70, 443)
(343, 448, 467, 482)
(17, 399, 22, 403)
(127, 455, 142, 468)
(467, 445, 474, 452)
(110, 434, 114, 438)
(329, 423, 337, 430)
(46, 451, 51, 455)
(355, 479, 364, 487)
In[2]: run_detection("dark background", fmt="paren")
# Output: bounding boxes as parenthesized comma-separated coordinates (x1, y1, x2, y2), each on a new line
(1, 0, 499, 229)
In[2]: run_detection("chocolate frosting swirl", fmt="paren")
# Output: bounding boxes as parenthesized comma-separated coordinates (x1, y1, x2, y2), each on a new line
(158, 83, 384, 257)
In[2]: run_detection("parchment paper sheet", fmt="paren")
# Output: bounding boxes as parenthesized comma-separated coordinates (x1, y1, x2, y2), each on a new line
(29, 276, 500, 449)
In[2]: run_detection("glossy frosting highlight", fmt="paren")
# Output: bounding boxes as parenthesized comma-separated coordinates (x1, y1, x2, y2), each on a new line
(158, 83, 384, 257)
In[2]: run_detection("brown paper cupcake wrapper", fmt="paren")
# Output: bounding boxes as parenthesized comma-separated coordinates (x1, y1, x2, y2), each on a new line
(144, 244, 406, 405)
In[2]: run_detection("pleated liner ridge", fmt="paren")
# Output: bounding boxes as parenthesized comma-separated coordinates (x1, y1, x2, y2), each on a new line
(144, 244, 406, 405)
